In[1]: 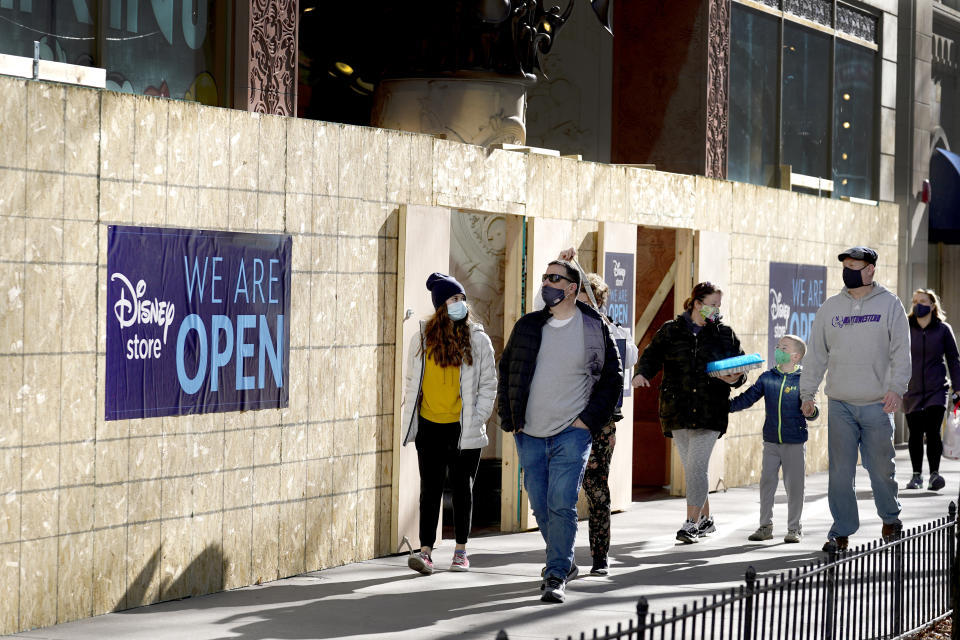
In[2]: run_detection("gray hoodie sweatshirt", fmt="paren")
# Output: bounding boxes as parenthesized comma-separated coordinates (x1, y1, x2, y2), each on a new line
(799, 282, 911, 405)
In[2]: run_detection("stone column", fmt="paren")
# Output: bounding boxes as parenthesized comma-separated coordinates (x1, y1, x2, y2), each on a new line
(233, 0, 299, 115)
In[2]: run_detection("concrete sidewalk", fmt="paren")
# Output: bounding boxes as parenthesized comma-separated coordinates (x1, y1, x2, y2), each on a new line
(11, 447, 959, 640)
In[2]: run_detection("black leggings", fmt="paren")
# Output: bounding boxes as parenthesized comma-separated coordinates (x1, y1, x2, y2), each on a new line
(905, 405, 945, 474)
(415, 416, 482, 549)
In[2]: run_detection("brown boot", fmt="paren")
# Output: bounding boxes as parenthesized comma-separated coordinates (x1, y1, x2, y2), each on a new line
(881, 522, 902, 542)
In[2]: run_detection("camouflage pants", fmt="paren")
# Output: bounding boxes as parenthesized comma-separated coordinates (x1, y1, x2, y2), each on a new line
(582, 419, 616, 560)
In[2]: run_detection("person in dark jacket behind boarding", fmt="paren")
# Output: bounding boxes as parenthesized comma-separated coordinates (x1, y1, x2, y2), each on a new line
(902, 288, 960, 492)
(730, 335, 817, 543)
(498, 260, 622, 604)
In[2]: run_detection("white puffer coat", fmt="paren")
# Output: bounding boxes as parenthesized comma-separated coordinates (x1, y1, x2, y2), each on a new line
(401, 321, 498, 450)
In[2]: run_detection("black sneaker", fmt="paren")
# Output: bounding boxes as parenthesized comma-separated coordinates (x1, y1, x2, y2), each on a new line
(822, 536, 848, 552)
(590, 557, 609, 576)
(676, 520, 699, 544)
(929, 472, 946, 491)
(541, 576, 566, 603)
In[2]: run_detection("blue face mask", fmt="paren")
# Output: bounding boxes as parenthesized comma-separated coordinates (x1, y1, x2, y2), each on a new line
(541, 285, 566, 308)
(447, 300, 468, 321)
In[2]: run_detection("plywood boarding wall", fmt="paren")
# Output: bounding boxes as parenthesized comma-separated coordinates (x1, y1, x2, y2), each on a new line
(0, 74, 900, 634)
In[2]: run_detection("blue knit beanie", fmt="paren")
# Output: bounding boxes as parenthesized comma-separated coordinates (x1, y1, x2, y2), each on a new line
(426, 273, 466, 309)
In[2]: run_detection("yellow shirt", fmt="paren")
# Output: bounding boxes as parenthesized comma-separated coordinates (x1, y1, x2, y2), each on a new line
(419, 353, 462, 423)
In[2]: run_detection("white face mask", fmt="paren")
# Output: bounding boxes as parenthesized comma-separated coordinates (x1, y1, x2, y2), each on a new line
(447, 300, 468, 321)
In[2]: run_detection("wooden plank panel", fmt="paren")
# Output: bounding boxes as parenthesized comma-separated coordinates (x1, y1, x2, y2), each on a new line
(598, 222, 638, 512)
(633, 227, 677, 490)
(391, 205, 451, 550)
(696, 231, 731, 495)
(500, 215, 525, 532)
(669, 229, 696, 496)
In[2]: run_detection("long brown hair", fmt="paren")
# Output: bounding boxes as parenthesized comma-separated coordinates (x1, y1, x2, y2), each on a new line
(683, 281, 723, 313)
(422, 303, 473, 367)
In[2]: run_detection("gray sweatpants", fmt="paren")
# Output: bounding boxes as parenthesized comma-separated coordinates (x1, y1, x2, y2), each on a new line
(759, 441, 806, 532)
(673, 429, 720, 509)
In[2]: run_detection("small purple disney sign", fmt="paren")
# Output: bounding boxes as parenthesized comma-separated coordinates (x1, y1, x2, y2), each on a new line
(105, 225, 292, 420)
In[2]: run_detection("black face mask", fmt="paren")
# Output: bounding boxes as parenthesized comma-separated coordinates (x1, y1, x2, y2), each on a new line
(541, 285, 566, 308)
(842, 266, 867, 289)
(914, 304, 931, 318)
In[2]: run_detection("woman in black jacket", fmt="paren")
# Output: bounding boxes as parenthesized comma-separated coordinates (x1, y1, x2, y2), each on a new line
(632, 282, 745, 543)
(903, 288, 960, 492)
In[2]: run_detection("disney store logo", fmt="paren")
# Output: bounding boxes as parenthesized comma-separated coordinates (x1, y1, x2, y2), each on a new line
(111, 273, 176, 359)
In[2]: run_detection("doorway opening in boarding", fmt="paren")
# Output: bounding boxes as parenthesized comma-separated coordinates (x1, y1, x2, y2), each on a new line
(440, 208, 515, 536)
(632, 226, 679, 501)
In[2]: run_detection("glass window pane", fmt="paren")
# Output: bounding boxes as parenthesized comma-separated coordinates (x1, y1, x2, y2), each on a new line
(834, 40, 876, 199)
(0, 2, 95, 64)
(103, 0, 221, 105)
(728, 5, 779, 186)
(782, 23, 831, 179)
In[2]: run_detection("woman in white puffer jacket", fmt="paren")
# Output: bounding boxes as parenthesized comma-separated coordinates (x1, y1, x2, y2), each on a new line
(401, 273, 497, 576)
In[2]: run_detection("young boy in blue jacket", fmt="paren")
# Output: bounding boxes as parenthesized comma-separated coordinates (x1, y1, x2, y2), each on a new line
(730, 335, 817, 543)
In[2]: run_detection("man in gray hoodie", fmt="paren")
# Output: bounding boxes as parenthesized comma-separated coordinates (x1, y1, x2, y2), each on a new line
(799, 247, 910, 551)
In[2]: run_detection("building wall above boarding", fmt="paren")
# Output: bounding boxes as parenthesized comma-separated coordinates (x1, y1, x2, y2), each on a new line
(608, 0, 898, 203)
(0, 1, 299, 115)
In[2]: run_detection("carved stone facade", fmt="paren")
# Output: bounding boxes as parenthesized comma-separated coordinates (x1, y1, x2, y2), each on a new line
(783, 0, 833, 27)
(705, 0, 731, 179)
(247, 0, 299, 115)
(837, 5, 879, 43)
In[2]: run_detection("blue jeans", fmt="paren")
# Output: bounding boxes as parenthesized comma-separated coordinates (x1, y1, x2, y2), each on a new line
(515, 427, 593, 580)
(827, 399, 902, 538)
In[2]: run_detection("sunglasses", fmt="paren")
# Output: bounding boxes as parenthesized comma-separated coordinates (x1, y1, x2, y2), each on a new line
(542, 273, 573, 284)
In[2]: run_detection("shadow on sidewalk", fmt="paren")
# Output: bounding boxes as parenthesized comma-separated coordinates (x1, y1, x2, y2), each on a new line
(469, 540, 824, 590)
(116, 541, 825, 640)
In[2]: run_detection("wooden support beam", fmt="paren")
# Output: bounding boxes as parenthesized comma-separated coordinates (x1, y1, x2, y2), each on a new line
(635, 260, 676, 343)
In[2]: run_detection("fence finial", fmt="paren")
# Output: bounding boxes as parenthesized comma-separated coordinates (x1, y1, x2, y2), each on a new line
(637, 596, 649, 617)
(745, 565, 757, 588)
(949, 500, 956, 522)
(495, 630, 509, 640)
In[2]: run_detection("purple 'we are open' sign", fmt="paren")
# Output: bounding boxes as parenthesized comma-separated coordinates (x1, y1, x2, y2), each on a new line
(105, 225, 292, 420)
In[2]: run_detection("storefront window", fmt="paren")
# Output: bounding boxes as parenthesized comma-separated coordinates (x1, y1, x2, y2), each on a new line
(0, 1, 95, 64)
(103, 0, 220, 104)
(834, 39, 876, 199)
(728, 3, 879, 200)
(729, 6, 779, 186)
(781, 23, 831, 180)
(0, 1, 225, 106)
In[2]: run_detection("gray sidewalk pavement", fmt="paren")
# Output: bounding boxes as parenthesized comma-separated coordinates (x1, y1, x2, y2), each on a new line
(11, 446, 959, 640)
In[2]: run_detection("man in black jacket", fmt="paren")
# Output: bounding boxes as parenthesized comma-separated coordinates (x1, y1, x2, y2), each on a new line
(498, 260, 622, 604)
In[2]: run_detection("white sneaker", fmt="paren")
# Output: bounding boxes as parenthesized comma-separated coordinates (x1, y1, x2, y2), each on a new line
(697, 515, 716, 536)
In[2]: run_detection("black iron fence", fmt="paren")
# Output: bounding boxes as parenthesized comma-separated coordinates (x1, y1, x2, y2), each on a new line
(497, 501, 957, 640)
